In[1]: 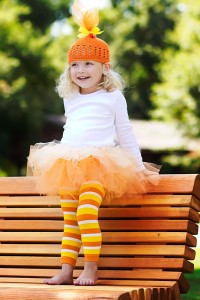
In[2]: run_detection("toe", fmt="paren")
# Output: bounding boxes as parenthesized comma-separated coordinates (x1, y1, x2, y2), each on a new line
(79, 279, 94, 286)
(74, 279, 80, 286)
(44, 279, 52, 285)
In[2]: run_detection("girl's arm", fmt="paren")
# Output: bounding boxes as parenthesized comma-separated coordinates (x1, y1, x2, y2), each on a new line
(114, 92, 145, 171)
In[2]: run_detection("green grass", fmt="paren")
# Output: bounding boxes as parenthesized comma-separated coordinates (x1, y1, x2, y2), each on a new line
(182, 270, 200, 300)
(182, 248, 200, 300)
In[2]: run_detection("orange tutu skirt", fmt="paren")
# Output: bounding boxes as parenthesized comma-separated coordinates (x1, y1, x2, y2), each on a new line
(27, 141, 160, 203)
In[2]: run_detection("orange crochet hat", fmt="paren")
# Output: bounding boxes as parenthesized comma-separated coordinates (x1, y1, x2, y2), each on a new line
(68, 0, 110, 64)
(68, 35, 110, 63)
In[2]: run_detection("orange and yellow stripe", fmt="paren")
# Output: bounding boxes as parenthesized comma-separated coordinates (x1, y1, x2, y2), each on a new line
(59, 181, 105, 265)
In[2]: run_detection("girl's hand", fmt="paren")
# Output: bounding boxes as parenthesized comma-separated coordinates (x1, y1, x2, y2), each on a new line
(138, 165, 160, 184)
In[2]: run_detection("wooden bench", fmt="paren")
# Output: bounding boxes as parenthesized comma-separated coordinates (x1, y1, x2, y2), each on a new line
(0, 174, 199, 300)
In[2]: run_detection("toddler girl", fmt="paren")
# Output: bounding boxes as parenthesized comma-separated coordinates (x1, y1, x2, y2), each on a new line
(28, 0, 160, 286)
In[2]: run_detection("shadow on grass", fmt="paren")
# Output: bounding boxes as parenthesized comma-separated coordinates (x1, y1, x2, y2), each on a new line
(182, 269, 200, 300)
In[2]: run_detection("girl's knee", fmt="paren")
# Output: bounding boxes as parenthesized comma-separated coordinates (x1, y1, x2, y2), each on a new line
(79, 181, 105, 198)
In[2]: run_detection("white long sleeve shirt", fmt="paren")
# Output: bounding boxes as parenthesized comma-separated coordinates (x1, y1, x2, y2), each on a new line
(61, 89, 144, 170)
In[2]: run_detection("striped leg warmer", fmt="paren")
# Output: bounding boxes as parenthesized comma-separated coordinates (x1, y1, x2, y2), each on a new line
(60, 189, 81, 267)
(77, 181, 105, 262)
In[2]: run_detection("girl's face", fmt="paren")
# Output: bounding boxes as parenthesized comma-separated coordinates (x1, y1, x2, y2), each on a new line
(69, 60, 110, 94)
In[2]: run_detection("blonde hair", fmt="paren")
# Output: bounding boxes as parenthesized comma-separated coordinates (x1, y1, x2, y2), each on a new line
(56, 64, 125, 99)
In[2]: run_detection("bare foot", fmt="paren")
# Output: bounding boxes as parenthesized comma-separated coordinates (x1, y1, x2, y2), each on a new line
(44, 264, 73, 285)
(74, 261, 98, 286)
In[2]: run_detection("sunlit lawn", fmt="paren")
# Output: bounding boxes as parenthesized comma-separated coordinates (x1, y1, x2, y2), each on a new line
(182, 248, 200, 300)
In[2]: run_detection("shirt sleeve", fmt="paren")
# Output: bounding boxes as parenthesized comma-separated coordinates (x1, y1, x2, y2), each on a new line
(114, 91, 144, 171)
(63, 98, 70, 116)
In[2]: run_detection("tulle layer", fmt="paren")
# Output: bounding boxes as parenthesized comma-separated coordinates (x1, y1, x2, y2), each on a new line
(27, 141, 160, 203)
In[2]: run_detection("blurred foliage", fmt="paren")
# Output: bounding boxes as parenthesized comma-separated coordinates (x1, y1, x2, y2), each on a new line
(151, 0, 200, 138)
(18, 0, 71, 32)
(162, 151, 200, 174)
(153, 149, 200, 174)
(108, 0, 176, 118)
(0, 0, 72, 174)
(0, 0, 200, 175)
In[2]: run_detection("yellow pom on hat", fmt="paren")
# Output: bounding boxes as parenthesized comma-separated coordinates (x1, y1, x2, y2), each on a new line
(67, 0, 110, 63)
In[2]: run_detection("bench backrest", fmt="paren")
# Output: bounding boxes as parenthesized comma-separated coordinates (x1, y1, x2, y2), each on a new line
(0, 175, 199, 296)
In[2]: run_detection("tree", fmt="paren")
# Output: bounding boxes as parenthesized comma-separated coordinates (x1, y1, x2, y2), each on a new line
(18, 0, 71, 32)
(151, 0, 200, 138)
(0, 0, 72, 175)
(107, 0, 176, 118)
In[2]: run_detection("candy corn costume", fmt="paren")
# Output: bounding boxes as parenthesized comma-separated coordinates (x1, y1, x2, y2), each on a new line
(28, 0, 160, 268)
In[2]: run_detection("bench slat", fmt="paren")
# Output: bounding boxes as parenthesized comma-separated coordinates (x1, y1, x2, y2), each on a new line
(101, 207, 199, 221)
(0, 196, 60, 207)
(0, 207, 199, 222)
(148, 174, 199, 197)
(0, 208, 62, 219)
(100, 220, 198, 234)
(1, 194, 199, 209)
(0, 256, 194, 272)
(0, 175, 199, 196)
(0, 219, 198, 234)
(0, 231, 196, 246)
(0, 283, 133, 300)
(0, 282, 175, 300)
(0, 267, 183, 280)
(0, 278, 179, 288)
(0, 220, 63, 231)
(110, 195, 200, 211)
(0, 268, 188, 294)
(0, 280, 181, 300)
(0, 244, 195, 259)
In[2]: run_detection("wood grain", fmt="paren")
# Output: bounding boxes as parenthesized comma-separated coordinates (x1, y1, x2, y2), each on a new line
(0, 174, 199, 300)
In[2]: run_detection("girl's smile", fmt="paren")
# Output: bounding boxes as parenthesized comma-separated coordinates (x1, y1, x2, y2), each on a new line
(77, 76, 90, 81)
(70, 60, 110, 94)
